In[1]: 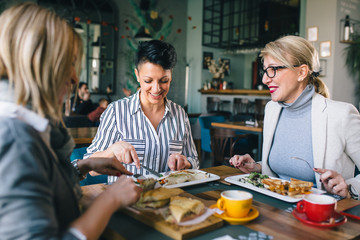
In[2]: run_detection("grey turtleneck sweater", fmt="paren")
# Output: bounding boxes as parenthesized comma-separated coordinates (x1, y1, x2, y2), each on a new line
(268, 84, 316, 184)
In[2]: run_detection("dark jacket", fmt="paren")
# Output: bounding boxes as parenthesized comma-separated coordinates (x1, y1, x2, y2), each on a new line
(71, 95, 96, 115)
(0, 117, 81, 239)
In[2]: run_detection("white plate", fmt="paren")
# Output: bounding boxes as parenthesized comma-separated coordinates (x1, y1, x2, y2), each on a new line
(146, 169, 220, 188)
(225, 174, 325, 203)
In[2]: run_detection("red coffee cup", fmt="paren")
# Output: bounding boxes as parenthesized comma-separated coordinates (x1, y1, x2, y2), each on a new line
(296, 194, 336, 222)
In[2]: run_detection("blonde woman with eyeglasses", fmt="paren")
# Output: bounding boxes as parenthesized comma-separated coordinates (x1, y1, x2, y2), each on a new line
(231, 35, 360, 200)
(0, 3, 141, 239)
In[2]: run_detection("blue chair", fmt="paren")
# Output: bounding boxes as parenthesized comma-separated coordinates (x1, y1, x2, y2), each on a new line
(70, 147, 107, 186)
(198, 115, 225, 166)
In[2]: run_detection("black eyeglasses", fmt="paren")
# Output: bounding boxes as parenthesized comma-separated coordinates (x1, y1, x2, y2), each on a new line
(260, 65, 300, 78)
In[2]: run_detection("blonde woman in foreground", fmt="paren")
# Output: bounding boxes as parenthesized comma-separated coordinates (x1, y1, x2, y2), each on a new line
(0, 3, 141, 239)
(231, 35, 359, 200)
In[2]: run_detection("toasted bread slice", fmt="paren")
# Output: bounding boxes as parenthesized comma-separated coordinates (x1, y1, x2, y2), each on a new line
(262, 178, 285, 194)
(168, 196, 205, 223)
(289, 178, 313, 194)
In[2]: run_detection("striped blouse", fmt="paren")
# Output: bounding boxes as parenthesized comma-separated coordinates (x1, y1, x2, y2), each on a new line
(84, 91, 199, 182)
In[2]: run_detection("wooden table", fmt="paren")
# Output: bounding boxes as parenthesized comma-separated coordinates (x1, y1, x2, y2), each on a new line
(81, 166, 360, 240)
(211, 121, 263, 161)
(68, 127, 98, 145)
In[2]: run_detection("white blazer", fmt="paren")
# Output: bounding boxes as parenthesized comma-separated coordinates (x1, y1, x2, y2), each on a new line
(262, 93, 360, 195)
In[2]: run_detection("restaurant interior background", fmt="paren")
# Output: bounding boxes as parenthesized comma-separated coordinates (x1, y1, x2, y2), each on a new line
(2, 0, 360, 113)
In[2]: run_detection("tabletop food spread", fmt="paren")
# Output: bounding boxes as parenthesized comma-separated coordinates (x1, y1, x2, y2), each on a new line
(225, 174, 325, 203)
(81, 166, 360, 240)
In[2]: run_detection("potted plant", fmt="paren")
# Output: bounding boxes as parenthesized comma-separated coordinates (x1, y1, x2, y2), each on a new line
(344, 34, 360, 95)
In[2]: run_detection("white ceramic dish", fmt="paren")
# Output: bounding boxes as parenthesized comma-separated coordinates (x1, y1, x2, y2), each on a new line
(225, 174, 325, 203)
(145, 169, 220, 188)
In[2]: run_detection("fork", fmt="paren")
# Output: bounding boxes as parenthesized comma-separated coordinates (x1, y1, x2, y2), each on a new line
(291, 157, 320, 175)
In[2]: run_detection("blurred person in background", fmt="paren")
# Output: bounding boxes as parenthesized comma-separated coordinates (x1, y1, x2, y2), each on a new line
(88, 98, 110, 124)
(71, 82, 96, 115)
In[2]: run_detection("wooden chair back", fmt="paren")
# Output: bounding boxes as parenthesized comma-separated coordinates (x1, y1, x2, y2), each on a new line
(210, 128, 248, 166)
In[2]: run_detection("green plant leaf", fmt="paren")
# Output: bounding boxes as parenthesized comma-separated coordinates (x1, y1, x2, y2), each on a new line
(129, 22, 139, 36)
(344, 34, 360, 93)
(128, 0, 147, 27)
(126, 38, 138, 51)
(154, 19, 173, 40)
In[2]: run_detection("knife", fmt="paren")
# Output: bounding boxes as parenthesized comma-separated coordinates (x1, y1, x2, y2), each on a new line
(140, 164, 162, 177)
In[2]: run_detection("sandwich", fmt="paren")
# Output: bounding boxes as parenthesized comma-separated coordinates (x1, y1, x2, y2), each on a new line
(288, 178, 313, 196)
(261, 178, 287, 195)
(166, 196, 206, 223)
(261, 178, 313, 196)
(135, 187, 184, 209)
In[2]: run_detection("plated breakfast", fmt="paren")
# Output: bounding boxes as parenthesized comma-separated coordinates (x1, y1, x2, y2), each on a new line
(158, 170, 209, 185)
(156, 169, 220, 188)
(225, 174, 324, 203)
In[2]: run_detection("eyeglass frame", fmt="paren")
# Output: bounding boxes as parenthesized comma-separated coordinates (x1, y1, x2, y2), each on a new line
(260, 65, 300, 78)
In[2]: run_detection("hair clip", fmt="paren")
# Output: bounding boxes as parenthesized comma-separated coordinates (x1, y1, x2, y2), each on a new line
(311, 71, 320, 77)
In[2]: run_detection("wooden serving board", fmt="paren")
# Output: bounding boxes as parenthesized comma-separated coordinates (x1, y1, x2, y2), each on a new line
(122, 192, 223, 240)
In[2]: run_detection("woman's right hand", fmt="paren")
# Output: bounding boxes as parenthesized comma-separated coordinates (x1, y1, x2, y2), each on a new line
(103, 141, 141, 168)
(229, 154, 261, 173)
(106, 175, 142, 209)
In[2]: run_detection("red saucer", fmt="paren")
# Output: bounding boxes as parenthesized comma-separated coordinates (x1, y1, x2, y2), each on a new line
(292, 208, 347, 228)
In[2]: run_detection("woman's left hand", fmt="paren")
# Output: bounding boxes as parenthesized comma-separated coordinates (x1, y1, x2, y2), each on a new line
(167, 153, 191, 171)
(314, 168, 348, 198)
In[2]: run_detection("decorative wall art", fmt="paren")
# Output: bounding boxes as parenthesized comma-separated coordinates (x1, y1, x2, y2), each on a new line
(307, 26, 318, 42)
(320, 41, 331, 57)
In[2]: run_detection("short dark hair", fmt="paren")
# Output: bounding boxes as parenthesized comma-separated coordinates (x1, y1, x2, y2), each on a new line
(135, 40, 177, 70)
(79, 82, 88, 89)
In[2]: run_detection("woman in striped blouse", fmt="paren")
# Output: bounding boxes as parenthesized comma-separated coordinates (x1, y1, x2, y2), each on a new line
(85, 40, 199, 182)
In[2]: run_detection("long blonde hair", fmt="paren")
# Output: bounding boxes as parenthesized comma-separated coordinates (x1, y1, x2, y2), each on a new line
(0, 2, 83, 122)
(260, 35, 329, 98)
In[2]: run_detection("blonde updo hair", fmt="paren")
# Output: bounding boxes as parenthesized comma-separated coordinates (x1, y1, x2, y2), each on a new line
(0, 2, 83, 122)
(260, 35, 329, 98)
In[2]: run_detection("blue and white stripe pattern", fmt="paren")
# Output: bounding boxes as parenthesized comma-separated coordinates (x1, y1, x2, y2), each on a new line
(84, 91, 199, 183)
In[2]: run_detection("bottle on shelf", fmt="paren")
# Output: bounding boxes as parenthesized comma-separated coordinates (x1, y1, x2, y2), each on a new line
(344, 15, 350, 41)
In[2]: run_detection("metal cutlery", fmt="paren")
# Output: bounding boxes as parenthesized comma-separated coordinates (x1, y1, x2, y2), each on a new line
(140, 164, 162, 177)
(291, 157, 320, 175)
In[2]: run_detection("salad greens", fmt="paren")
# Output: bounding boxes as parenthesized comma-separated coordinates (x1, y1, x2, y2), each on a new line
(239, 172, 269, 188)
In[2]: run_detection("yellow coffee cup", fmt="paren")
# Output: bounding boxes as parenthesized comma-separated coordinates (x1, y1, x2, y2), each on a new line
(217, 190, 253, 218)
